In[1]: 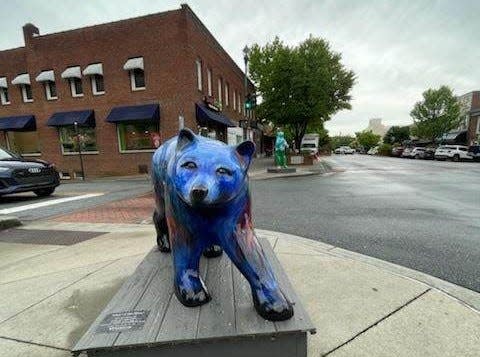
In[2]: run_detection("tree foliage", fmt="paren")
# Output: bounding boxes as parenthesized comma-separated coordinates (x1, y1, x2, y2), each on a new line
(410, 86, 461, 142)
(248, 36, 355, 147)
(355, 130, 381, 150)
(330, 135, 355, 149)
(383, 126, 410, 145)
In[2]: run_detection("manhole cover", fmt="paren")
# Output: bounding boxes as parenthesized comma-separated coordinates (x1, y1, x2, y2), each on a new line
(0, 229, 103, 246)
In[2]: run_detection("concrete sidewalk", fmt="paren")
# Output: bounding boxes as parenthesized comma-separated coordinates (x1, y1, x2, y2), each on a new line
(0, 222, 479, 356)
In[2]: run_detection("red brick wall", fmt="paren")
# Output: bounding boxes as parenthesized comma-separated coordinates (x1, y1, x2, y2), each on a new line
(0, 5, 252, 177)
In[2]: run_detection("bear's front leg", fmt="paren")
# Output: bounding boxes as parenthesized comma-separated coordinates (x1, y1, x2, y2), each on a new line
(167, 215, 210, 307)
(218, 217, 294, 321)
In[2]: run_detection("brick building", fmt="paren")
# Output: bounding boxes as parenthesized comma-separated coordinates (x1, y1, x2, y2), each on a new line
(0, 4, 256, 178)
(456, 91, 480, 145)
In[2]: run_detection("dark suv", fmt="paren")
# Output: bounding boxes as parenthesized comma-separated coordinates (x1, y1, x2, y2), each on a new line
(0, 148, 60, 197)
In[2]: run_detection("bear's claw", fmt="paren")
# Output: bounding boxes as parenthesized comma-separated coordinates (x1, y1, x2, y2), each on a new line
(252, 288, 294, 321)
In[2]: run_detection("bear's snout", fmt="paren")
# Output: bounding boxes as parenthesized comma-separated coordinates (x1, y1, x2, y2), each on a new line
(191, 187, 209, 204)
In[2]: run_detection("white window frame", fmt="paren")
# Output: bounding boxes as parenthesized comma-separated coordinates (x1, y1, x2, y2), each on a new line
(21, 84, 33, 103)
(45, 81, 58, 100)
(477, 117, 480, 134)
(69, 78, 84, 98)
(0, 87, 9, 105)
(233, 89, 237, 110)
(130, 69, 146, 91)
(195, 59, 202, 91)
(207, 68, 212, 96)
(238, 93, 241, 113)
(91, 75, 105, 95)
(225, 83, 229, 107)
(217, 78, 222, 105)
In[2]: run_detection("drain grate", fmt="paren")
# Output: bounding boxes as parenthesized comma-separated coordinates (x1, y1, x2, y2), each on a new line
(0, 229, 104, 246)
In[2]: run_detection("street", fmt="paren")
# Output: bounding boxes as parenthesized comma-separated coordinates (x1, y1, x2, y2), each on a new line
(251, 155, 480, 292)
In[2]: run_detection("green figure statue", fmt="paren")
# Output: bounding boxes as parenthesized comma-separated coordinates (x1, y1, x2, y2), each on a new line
(275, 131, 289, 168)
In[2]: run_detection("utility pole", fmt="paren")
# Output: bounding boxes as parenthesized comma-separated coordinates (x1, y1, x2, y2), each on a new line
(74, 121, 85, 180)
(243, 45, 250, 140)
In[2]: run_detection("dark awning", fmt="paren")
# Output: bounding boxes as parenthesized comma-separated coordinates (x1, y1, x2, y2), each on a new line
(196, 103, 236, 127)
(0, 115, 36, 132)
(106, 104, 159, 123)
(441, 130, 467, 144)
(47, 110, 95, 127)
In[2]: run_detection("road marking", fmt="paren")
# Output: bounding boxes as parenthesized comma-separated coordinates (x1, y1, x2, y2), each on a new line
(0, 193, 104, 215)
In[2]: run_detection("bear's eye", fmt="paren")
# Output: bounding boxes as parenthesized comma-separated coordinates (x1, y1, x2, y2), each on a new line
(181, 161, 197, 169)
(217, 167, 232, 176)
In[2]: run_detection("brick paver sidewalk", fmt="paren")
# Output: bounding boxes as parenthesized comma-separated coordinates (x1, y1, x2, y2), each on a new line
(53, 193, 155, 224)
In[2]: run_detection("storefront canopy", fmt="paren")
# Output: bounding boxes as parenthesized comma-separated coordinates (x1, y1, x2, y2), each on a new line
(11, 73, 31, 86)
(83, 63, 103, 76)
(35, 70, 55, 82)
(123, 57, 144, 71)
(0, 115, 36, 132)
(195, 103, 235, 127)
(441, 130, 467, 145)
(47, 110, 95, 127)
(61, 66, 82, 79)
(106, 103, 159, 123)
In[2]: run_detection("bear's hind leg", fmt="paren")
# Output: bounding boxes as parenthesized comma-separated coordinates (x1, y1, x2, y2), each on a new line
(153, 209, 170, 253)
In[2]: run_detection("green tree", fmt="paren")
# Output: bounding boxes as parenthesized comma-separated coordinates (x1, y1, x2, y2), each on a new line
(410, 86, 461, 143)
(383, 126, 410, 144)
(249, 36, 355, 147)
(330, 135, 355, 149)
(355, 130, 381, 151)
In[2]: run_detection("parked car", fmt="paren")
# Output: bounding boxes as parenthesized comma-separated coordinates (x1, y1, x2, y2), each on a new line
(401, 147, 412, 158)
(0, 148, 60, 196)
(434, 145, 473, 161)
(418, 147, 436, 160)
(335, 146, 355, 154)
(391, 146, 405, 157)
(367, 146, 378, 155)
(468, 145, 480, 161)
(411, 147, 426, 159)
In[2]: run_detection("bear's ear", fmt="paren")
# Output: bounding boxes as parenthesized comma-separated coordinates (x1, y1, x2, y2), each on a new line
(176, 128, 197, 152)
(235, 140, 255, 170)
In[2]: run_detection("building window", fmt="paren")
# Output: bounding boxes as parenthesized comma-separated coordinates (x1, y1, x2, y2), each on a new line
(6, 131, 40, 155)
(59, 126, 97, 153)
(21, 84, 33, 103)
(44, 81, 57, 100)
(207, 68, 212, 96)
(130, 69, 145, 91)
(117, 122, 159, 152)
(237, 92, 241, 113)
(195, 59, 202, 91)
(225, 83, 229, 107)
(233, 89, 237, 110)
(91, 75, 105, 95)
(0, 88, 9, 105)
(217, 78, 223, 105)
(69, 78, 84, 97)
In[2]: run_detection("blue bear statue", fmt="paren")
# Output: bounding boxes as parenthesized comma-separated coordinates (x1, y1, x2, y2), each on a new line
(151, 128, 294, 321)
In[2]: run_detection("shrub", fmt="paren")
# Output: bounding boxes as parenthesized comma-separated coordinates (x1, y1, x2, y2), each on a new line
(378, 143, 392, 156)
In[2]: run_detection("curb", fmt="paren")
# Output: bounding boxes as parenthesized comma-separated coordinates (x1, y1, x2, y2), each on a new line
(250, 160, 335, 180)
(0, 216, 22, 231)
(256, 229, 480, 314)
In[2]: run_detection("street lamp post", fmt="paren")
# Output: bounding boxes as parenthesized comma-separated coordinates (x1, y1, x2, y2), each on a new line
(74, 121, 85, 180)
(243, 45, 250, 140)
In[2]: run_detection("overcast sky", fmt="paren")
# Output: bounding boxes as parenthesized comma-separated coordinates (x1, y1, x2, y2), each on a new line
(1, 0, 479, 135)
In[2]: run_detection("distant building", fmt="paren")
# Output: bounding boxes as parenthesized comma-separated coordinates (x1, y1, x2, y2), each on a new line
(454, 91, 480, 145)
(365, 118, 389, 137)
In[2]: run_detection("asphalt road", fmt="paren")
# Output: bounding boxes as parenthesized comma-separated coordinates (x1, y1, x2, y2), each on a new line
(0, 176, 152, 222)
(251, 155, 480, 292)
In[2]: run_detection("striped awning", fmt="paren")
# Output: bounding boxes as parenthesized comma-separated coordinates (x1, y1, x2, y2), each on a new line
(83, 63, 103, 76)
(11, 73, 31, 86)
(123, 57, 144, 71)
(35, 70, 55, 82)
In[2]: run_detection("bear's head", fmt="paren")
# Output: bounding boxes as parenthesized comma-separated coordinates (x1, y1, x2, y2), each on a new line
(173, 128, 255, 207)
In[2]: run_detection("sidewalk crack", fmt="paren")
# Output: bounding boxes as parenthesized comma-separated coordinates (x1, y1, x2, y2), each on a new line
(322, 288, 431, 356)
(0, 335, 70, 352)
